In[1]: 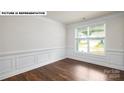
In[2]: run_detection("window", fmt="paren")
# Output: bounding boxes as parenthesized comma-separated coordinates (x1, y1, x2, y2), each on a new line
(75, 24, 105, 55)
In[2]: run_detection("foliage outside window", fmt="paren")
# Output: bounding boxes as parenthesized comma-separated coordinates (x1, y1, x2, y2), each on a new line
(75, 24, 105, 55)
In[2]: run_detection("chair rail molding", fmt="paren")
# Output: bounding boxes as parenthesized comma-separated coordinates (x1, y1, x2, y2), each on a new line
(67, 47, 124, 71)
(0, 47, 66, 80)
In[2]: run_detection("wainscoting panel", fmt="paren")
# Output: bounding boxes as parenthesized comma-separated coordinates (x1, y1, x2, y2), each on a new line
(0, 57, 14, 74)
(107, 50, 124, 66)
(37, 53, 49, 63)
(0, 48, 66, 80)
(16, 54, 36, 69)
(67, 47, 124, 71)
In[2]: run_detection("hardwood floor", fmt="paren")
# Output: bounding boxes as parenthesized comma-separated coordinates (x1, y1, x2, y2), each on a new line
(3, 58, 124, 81)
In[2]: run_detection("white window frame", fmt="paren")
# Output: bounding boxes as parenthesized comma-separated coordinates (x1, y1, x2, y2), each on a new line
(75, 23, 106, 56)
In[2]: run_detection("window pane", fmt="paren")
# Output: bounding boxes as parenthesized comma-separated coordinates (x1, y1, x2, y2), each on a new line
(89, 39, 104, 55)
(89, 24, 105, 38)
(78, 40, 88, 53)
(77, 27, 88, 38)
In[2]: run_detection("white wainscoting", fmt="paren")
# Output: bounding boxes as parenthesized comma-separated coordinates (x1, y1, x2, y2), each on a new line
(67, 47, 124, 71)
(0, 48, 66, 80)
(0, 47, 123, 80)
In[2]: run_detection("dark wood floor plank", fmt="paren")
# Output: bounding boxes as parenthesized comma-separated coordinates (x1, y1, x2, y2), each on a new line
(3, 58, 124, 81)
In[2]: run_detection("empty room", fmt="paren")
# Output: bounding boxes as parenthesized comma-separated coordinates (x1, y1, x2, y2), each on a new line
(0, 11, 124, 81)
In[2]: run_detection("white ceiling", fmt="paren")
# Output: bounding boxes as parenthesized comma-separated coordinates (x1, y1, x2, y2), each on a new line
(46, 11, 116, 24)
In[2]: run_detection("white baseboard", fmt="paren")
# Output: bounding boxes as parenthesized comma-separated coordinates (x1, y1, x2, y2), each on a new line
(0, 47, 124, 80)
(0, 48, 66, 80)
(67, 48, 124, 71)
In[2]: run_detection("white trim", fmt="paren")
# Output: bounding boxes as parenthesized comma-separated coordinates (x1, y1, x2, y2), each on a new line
(67, 47, 124, 71)
(0, 48, 66, 80)
(107, 49, 124, 53)
(0, 57, 65, 80)
(75, 23, 106, 56)
(0, 47, 65, 57)
(68, 56, 124, 71)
